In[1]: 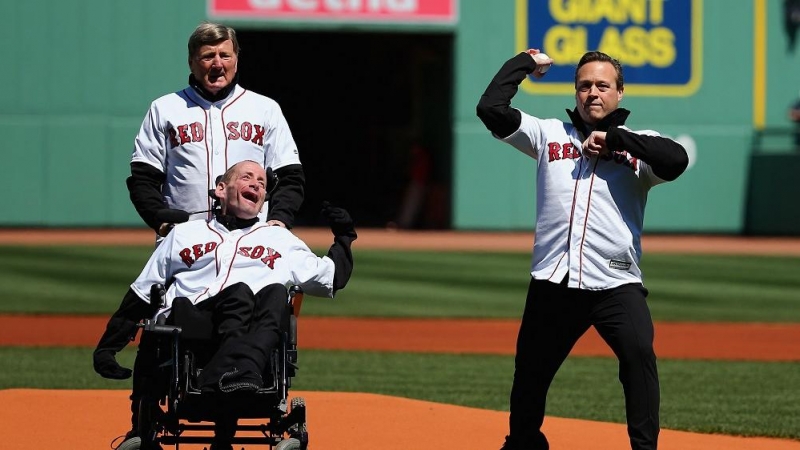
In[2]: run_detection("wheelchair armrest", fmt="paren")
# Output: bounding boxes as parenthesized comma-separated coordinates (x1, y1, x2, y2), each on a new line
(141, 285, 181, 336)
(289, 285, 304, 317)
(138, 318, 182, 336)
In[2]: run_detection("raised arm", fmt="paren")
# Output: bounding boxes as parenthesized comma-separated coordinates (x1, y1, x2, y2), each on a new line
(476, 52, 539, 138)
(321, 201, 357, 293)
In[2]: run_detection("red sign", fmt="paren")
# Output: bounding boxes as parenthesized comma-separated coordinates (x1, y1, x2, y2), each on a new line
(209, 0, 458, 24)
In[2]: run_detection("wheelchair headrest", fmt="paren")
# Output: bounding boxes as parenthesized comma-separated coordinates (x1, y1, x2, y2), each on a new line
(207, 175, 224, 210)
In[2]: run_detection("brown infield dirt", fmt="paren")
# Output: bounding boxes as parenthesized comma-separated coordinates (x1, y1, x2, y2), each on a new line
(1, 228, 799, 450)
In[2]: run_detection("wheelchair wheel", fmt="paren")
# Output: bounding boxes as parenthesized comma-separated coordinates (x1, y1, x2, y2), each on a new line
(275, 438, 301, 450)
(137, 396, 163, 450)
(287, 397, 308, 449)
(115, 436, 141, 450)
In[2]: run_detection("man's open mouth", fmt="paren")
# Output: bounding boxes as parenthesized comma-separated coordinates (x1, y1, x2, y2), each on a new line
(242, 191, 258, 203)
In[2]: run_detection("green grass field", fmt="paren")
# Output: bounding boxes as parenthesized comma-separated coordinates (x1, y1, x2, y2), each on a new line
(0, 245, 798, 440)
(1, 246, 799, 321)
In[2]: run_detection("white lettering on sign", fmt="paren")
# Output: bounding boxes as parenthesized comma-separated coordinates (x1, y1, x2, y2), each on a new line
(248, 0, 418, 13)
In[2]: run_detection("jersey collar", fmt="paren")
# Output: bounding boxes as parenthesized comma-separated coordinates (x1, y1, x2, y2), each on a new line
(565, 107, 631, 138)
(214, 211, 259, 231)
(188, 72, 240, 103)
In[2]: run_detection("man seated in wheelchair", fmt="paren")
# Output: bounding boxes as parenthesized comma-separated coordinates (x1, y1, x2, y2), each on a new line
(93, 160, 356, 449)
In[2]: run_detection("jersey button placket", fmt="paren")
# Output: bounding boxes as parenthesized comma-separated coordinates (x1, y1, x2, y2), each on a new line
(210, 106, 221, 156)
(216, 235, 237, 276)
(209, 105, 225, 178)
(569, 167, 592, 284)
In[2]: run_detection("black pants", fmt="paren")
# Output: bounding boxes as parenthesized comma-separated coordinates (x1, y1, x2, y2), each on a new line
(506, 278, 660, 450)
(194, 282, 287, 392)
(129, 283, 288, 435)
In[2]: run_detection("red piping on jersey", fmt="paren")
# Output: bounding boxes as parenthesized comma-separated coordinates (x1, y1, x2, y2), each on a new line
(577, 157, 601, 287)
(221, 89, 248, 171)
(191, 222, 224, 303)
(184, 91, 214, 219)
(204, 109, 212, 218)
(547, 156, 585, 282)
(215, 226, 260, 297)
(207, 221, 224, 275)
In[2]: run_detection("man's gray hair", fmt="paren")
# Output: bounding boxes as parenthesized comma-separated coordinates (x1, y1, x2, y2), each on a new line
(188, 22, 240, 59)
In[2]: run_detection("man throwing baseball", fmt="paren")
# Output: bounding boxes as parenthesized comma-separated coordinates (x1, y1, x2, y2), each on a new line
(128, 22, 305, 238)
(94, 160, 355, 449)
(476, 50, 689, 450)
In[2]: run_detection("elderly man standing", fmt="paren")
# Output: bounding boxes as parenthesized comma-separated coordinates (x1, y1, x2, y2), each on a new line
(128, 22, 305, 239)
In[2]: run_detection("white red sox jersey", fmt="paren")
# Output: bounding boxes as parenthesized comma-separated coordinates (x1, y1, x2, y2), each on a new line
(130, 218, 335, 318)
(131, 84, 300, 222)
(499, 110, 669, 290)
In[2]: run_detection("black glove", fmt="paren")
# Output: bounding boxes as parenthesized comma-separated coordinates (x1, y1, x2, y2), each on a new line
(321, 201, 356, 238)
(93, 348, 133, 379)
(93, 315, 136, 379)
(154, 209, 191, 237)
(154, 208, 191, 224)
(93, 289, 152, 380)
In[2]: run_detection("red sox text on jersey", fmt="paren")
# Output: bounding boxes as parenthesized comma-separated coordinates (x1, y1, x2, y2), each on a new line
(547, 141, 639, 171)
(168, 121, 267, 147)
(178, 241, 282, 270)
(130, 219, 334, 318)
(501, 112, 667, 290)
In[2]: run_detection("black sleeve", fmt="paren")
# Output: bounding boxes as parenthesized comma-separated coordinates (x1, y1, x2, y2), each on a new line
(94, 289, 152, 355)
(126, 162, 166, 231)
(268, 164, 305, 229)
(606, 127, 689, 181)
(476, 52, 538, 138)
(326, 234, 356, 293)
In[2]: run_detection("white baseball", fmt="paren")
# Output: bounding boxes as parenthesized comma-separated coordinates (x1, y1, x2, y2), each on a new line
(532, 53, 551, 73)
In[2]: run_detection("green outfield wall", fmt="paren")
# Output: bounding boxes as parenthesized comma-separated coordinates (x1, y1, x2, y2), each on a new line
(1, 1, 798, 234)
(0, 0, 206, 226)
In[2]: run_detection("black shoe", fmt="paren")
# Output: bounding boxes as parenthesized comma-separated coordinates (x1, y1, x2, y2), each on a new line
(499, 435, 520, 450)
(500, 434, 549, 450)
(218, 367, 262, 393)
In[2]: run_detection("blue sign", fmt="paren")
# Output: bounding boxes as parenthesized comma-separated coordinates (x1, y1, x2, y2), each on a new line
(516, 0, 702, 96)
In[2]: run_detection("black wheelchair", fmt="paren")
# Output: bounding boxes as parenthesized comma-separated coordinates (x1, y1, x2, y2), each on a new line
(123, 283, 308, 450)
